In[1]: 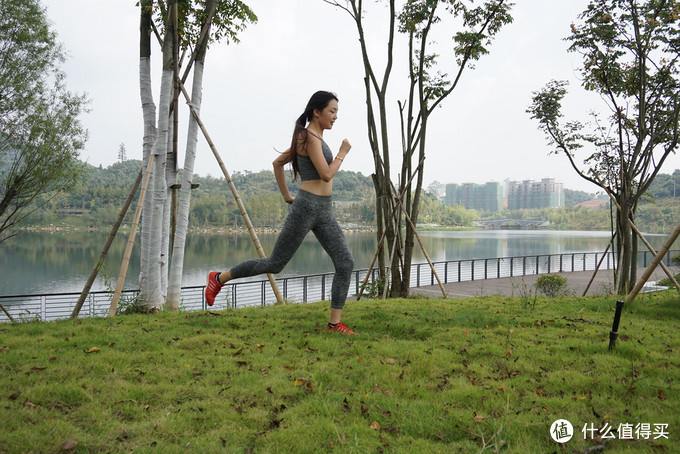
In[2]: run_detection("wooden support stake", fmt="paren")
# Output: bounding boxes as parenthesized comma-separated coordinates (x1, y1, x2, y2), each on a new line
(178, 82, 284, 304)
(582, 238, 614, 297)
(595, 177, 680, 291)
(356, 228, 387, 300)
(0, 302, 14, 322)
(388, 178, 447, 298)
(625, 221, 680, 304)
(108, 154, 156, 317)
(71, 169, 143, 319)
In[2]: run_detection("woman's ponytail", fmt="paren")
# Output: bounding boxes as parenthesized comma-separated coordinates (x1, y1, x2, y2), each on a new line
(289, 112, 309, 181)
(288, 91, 338, 181)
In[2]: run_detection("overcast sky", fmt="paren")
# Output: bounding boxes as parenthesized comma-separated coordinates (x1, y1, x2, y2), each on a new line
(42, 0, 680, 194)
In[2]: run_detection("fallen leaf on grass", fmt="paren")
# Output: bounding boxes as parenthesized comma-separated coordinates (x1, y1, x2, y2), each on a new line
(60, 440, 78, 450)
(343, 398, 351, 412)
(473, 413, 484, 423)
(293, 378, 315, 391)
(535, 389, 544, 396)
(369, 421, 381, 430)
(23, 399, 39, 408)
(9, 391, 21, 400)
(85, 347, 100, 354)
(30, 366, 46, 372)
(658, 390, 666, 401)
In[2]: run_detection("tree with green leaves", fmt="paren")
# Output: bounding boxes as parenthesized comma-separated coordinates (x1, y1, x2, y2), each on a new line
(324, 0, 512, 297)
(0, 0, 88, 244)
(528, 0, 680, 294)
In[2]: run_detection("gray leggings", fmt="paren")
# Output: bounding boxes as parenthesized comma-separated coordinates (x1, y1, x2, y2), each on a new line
(229, 190, 354, 309)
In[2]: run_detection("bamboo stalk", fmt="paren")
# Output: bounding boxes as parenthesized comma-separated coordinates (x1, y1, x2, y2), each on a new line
(178, 83, 284, 304)
(70, 169, 143, 319)
(108, 154, 156, 317)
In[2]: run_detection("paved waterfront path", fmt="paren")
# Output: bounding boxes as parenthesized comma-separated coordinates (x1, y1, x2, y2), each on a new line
(410, 266, 671, 299)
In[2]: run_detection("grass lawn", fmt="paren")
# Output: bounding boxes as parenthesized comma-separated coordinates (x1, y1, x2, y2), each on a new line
(1, 291, 678, 453)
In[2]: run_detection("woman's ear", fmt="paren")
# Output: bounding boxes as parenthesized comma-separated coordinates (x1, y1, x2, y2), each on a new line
(312, 108, 320, 119)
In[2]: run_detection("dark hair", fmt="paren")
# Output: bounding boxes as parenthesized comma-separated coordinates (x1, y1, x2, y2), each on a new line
(289, 91, 338, 180)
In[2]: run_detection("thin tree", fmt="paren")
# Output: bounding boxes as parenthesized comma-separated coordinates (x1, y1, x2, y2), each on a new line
(396, 0, 512, 295)
(324, 0, 512, 297)
(118, 143, 128, 162)
(528, 0, 680, 294)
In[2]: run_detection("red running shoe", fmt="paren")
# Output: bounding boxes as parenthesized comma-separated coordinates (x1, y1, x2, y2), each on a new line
(326, 322, 358, 335)
(205, 271, 223, 306)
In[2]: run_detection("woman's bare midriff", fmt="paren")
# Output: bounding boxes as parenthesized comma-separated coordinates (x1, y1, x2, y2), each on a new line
(300, 179, 333, 196)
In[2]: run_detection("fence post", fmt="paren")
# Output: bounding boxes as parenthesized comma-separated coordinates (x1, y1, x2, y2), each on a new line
(303, 277, 308, 302)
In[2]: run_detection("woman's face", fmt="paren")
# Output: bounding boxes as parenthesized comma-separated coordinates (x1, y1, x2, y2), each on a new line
(315, 100, 338, 130)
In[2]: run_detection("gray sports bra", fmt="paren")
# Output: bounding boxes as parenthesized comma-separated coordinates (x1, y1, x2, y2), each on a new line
(297, 135, 333, 182)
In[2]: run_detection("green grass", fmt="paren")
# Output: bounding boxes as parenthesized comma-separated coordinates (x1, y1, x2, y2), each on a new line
(1, 292, 679, 453)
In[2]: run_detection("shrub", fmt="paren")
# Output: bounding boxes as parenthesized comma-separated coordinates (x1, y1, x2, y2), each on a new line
(534, 274, 569, 298)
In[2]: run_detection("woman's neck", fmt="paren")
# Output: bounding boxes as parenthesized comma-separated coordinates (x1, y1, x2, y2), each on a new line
(307, 127, 324, 140)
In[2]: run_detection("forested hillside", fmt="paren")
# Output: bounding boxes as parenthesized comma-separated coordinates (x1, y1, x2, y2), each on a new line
(28, 160, 378, 228)
(23, 160, 680, 233)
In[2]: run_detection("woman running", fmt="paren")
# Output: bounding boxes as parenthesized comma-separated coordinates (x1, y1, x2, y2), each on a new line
(205, 91, 356, 334)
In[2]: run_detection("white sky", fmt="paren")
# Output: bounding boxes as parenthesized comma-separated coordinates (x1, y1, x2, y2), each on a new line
(42, 0, 680, 194)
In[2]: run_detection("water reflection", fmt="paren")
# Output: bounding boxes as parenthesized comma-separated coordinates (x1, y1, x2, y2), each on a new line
(0, 229, 676, 296)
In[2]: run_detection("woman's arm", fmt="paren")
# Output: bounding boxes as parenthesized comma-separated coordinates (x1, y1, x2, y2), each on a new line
(273, 148, 295, 203)
(306, 135, 351, 182)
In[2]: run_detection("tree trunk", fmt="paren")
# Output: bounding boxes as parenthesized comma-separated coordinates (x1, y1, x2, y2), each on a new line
(140, 0, 175, 311)
(138, 0, 156, 305)
(166, 59, 208, 310)
(166, 0, 215, 311)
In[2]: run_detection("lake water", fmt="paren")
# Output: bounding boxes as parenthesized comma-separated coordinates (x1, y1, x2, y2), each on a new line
(0, 229, 676, 296)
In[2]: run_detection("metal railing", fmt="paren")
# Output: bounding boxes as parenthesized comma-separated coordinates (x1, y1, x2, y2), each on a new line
(1, 249, 677, 323)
